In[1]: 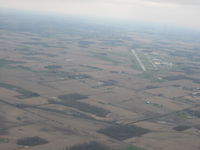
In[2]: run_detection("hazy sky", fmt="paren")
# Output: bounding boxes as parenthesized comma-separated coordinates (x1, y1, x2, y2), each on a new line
(0, 0, 200, 30)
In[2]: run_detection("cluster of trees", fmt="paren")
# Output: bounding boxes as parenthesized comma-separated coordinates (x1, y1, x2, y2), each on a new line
(65, 141, 111, 150)
(17, 136, 48, 146)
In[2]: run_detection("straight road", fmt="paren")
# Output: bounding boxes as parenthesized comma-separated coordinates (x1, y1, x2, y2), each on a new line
(131, 49, 146, 71)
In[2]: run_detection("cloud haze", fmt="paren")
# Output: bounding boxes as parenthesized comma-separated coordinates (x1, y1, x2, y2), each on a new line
(0, 0, 200, 30)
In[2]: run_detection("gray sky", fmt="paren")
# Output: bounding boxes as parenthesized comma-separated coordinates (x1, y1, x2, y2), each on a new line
(0, 0, 200, 30)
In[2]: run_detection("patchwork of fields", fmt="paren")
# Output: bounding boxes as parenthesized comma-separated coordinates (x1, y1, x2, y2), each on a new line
(0, 12, 200, 150)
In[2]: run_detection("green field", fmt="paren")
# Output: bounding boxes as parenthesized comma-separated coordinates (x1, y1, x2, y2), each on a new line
(0, 138, 9, 144)
(120, 146, 145, 150)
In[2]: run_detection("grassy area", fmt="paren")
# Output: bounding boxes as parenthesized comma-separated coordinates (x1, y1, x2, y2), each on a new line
(175, 111, 191, 119)
(0, 59, 36, 72)
(102, 40, 124, 46)
(0, 59, 22, 69)
(0, 138, 9, 144)
(93, 54, 120, 64)
(120, 146, 145, 150)
(108, 51, 129, 58)
(14, 46, 31, 52)
(153, 103, 163, 108)
(44, 65, 62, 69)
(139, 71, 162, 82)
(14, 65, 36, 72)
(172, 97, 193, 104)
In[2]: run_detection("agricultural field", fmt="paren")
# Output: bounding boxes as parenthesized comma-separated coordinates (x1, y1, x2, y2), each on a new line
(0, 10, 200, 150)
